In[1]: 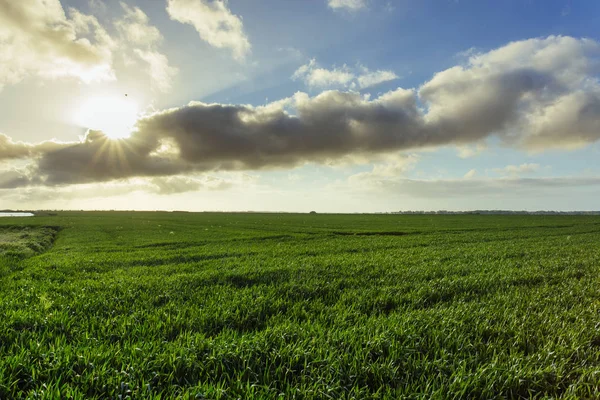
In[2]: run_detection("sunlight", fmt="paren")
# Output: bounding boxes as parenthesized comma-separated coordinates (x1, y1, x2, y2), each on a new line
(75, 95, 140, 139)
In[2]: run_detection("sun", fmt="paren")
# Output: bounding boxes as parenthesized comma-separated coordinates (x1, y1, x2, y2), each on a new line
(75, 95, 140, 139)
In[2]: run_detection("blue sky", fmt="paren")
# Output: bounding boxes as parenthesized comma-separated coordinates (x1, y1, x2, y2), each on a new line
(0, 0, 599, 211)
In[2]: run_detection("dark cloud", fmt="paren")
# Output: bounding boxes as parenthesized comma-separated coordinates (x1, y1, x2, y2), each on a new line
(0, 169, 34, 189)
(2, 36, 600, 187)
(136, 89, 423, 168)
(35, 130, 190, 185)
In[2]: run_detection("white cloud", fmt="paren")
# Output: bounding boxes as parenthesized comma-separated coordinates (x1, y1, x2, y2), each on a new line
(89, 0, 107, 13)
(133, 50, 178, 93)
(356, 69, 399, 89)
(0, 1, 178, 93)
(456, 143, 487, 158)
(293, 59, 354, 88)
(293, 59, 398, 89)
(420, 36, 600, 150)
(115, 3, 177, 93)
(287, 173, 302, 182)
(464, 169, 477, 179)
(348, 154, 418, 184)
(328, 0, 368, 12)
(166, 0, 251, 61)
(0, 0, 115, 90)
(493, 163, 540, 176)
(277, 47, 303, 59)
(115, 2, 162, 47)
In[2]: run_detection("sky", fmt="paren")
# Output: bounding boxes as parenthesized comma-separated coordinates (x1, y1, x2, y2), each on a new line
(1, 0, 600, 212)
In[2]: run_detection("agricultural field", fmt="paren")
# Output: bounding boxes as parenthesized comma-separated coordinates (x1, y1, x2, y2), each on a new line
(1, 212, 600, 399)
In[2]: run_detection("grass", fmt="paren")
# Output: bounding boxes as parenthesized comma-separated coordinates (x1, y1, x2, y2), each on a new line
(1, 212, 600, 399)
(0, 226, 58, 258)
(0, 226, 59, 280)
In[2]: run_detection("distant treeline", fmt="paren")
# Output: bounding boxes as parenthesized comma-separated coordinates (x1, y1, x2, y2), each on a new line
(2, 209, 600, 215)
(390, 210, 600, 215)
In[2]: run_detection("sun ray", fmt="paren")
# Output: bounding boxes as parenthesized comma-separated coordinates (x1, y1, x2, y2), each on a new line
(112, 139, 132, 176)
(85, 135, 133, 181)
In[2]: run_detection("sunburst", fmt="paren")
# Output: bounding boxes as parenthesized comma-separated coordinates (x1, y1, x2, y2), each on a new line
(75, 95, 140, 139)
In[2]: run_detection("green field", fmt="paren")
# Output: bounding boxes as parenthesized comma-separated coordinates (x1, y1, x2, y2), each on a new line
(1, 212, 600, 399)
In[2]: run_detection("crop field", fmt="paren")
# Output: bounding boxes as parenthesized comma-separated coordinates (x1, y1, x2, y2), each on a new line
(1, 212, 600, 399)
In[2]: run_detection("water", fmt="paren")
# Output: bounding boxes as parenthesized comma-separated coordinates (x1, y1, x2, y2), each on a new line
(0, 212, 34, 217)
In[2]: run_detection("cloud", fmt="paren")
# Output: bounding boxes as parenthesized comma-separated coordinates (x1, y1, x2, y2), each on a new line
(356, 68, 399, 89)
(0, 134, 35, 160)
(166, 0, 251, 61)
(133, 49, 178, 93)
(0, 169, 34, 189)
(0, 89, 421, 185)
(0, 1, 177, 93)
(0, 134, 65, 161)
(293, 59, 398, 89)
(293, 60, 354, 88)
(150, 175, 232, 194)
(115, 3, 177, 92)
(456, 143, 487, 158)
(34, 130, 190, 186)
(115, 2, 162, 46)
(328, 0, 368, 12)
(0, 0, 115, 89)
(88, 0, 107, 13)
(0, 174, 239, 206)
(365, 176, 600, 198)
(341, 167, 600, 198)
(348, 154, 418, 184)
(2, 36, 600, 187)
(492, 163, 540, 176)
(277, 47, 303, 59)
(464, 169, 477, 179)
(420, 36, 600, 150)
(337, 157, 600, 200)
